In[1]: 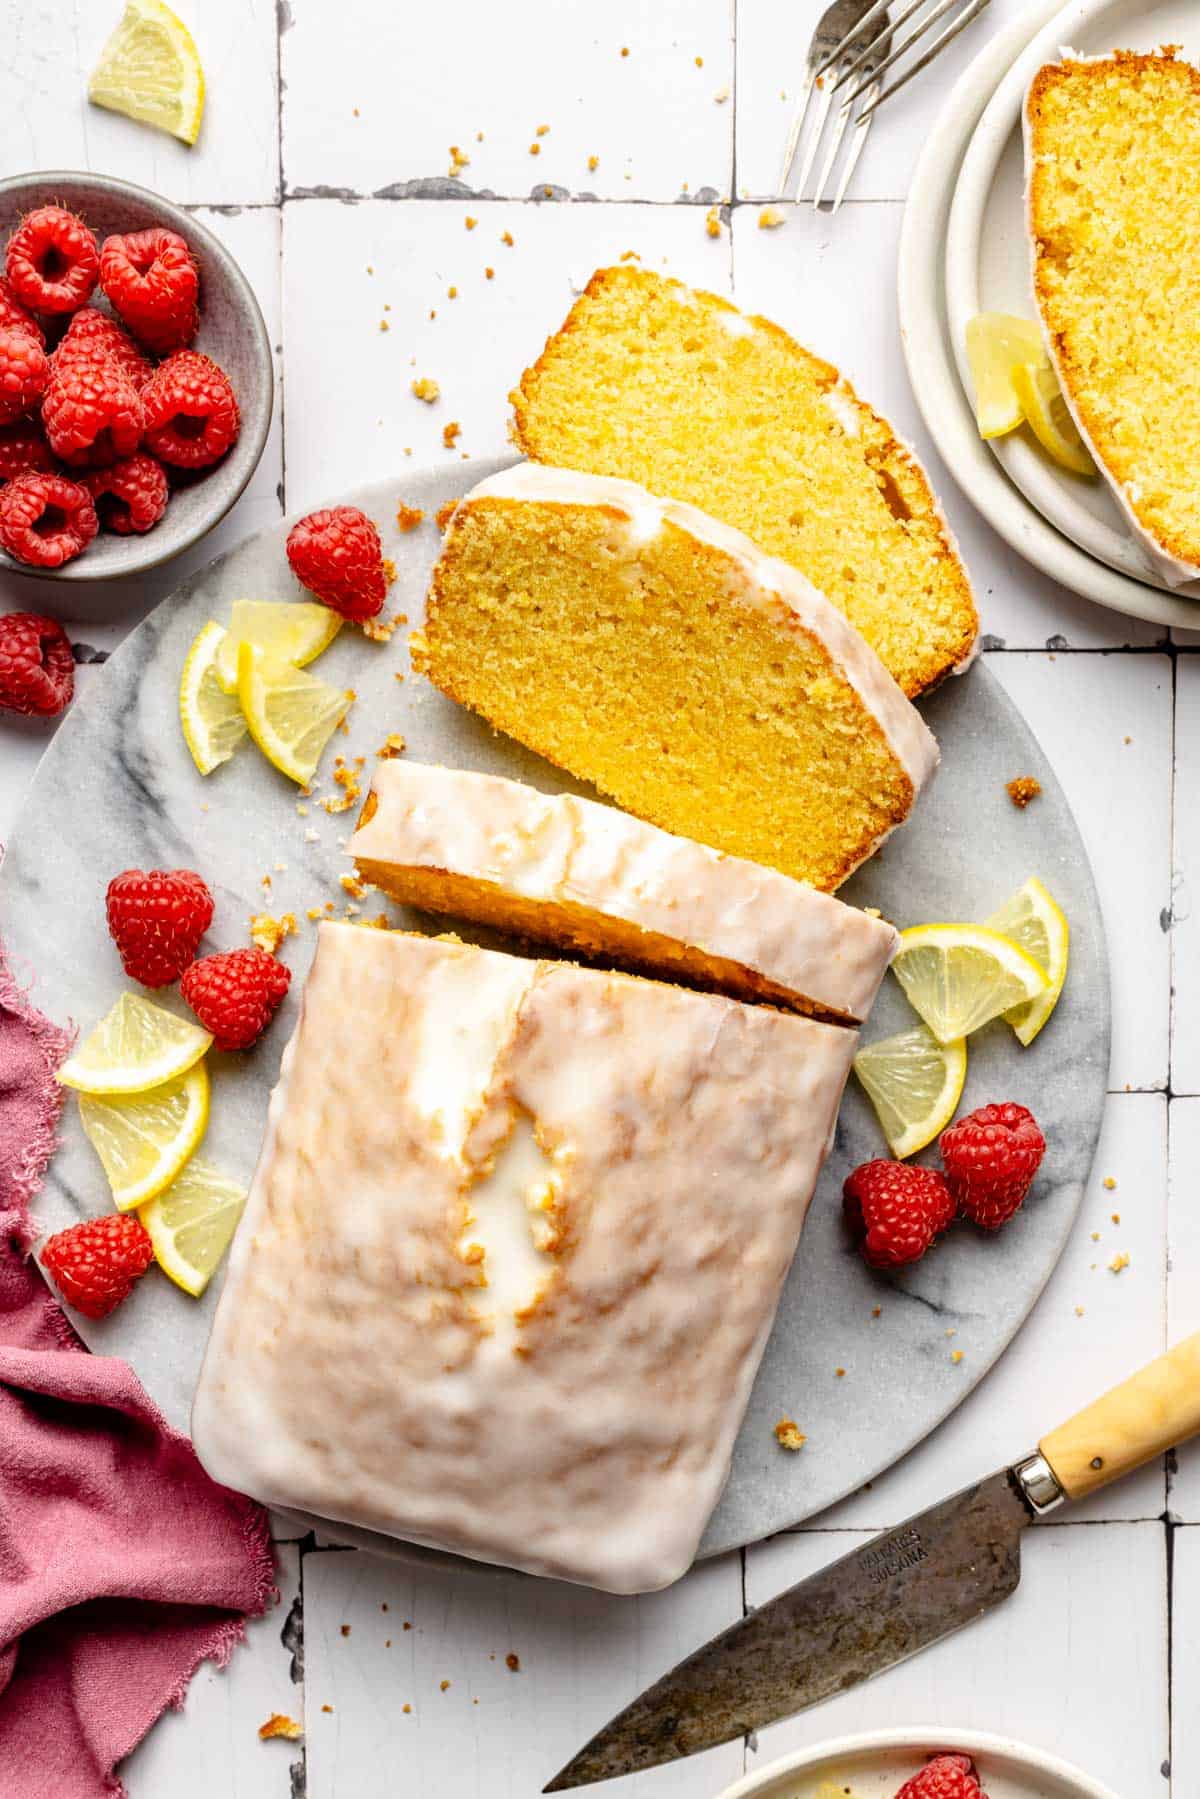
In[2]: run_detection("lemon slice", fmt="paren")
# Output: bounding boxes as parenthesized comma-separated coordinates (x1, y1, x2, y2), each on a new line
(1011, 360, 1096, 477)
(853, 1023, 967, 1160)
(180, 621, 249, 776)
(88, 0, 205, 146)
(891, 923, 1049, 1046)
(237, 640, 353, 787)
(57, 992, 212, 1096)
(140, 1159, 246, 1297)
(965, 313, 1046, 439)
(215, 600, 342, 696)
(986, 876, 1070, 1047)
(79, 1062, 209, 1211)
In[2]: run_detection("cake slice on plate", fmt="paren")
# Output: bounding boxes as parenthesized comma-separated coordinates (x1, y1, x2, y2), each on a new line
(350, 760, 897, 1023)
(191, 923, 859, 1594)
(413, 465, 939, 892)
(510, 265, 977, 697)
(1025, 49, 1200, 585)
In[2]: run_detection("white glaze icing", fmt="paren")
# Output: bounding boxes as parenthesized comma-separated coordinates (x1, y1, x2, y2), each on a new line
(191, 924, 858, 1594)
(1023, 53, 1200, 591)
(350, 759, 898, 1022)
(463, 462, 941, 804)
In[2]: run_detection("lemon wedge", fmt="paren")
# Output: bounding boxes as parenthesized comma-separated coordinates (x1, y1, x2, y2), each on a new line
(140, 1159, 246, 1297)
(890, 923, 1049, 1046)
(180, 621, 249, 776)
(986, 876, 1070, 1046)
(79, 1062, 209, 1211)
(215, 600, 342, 696)
(965, 313, 1046, 439)
(1011, 360, 1096, 477)
(853, 1023, 967, 1160)
(57, 993, 212, 1096)
(237, 640, 353, 787)
(88, 0, 205, 146)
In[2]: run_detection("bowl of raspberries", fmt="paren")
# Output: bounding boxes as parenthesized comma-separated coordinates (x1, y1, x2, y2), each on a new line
(0, 170, 272, 580)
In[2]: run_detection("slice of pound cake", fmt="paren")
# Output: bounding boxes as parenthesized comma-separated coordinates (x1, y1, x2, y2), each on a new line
(191, 924, 859, 1593)
(413, 464, 939, 892)
(1026, 50, 1200, 583)
(510, 266, 977, 696)
(350, 760, 897, 1022)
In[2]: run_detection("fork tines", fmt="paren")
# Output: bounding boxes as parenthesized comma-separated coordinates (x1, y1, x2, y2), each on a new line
(780, 0, 991, 212)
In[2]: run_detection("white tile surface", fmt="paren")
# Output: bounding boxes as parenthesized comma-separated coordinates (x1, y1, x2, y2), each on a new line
(1168, 1100, 1200, 1522)
(1172, 657, 1200, 1092)
(0, 0, 279, 205)
(282, 0, 733, 201)
(1173, 1528, 1200, 1796)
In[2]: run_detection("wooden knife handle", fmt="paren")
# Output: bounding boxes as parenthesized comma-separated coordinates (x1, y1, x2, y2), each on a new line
(1039, 1329, 1200, 1500)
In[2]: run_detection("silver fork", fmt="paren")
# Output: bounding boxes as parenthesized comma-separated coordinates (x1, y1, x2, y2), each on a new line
(780, 0, 992, 211)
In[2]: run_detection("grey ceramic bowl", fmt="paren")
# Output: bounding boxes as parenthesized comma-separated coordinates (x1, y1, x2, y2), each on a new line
(0, 170, 272, 582)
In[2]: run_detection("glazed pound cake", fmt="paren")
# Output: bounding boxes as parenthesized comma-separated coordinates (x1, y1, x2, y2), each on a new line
(413, 465, 939, 892)
(1026, 50, 1200, 583)
(350, 760, 897, 1022)
(191, 924, 859, 1594)
(510, 266, 977, 696)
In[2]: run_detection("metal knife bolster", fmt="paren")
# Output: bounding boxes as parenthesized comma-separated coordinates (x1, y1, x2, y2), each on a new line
(1013, 1451, 1067, 1515)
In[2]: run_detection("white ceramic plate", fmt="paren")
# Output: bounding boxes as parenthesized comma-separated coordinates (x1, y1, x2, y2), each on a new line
(898, 0, 1200, 628)
(944, 0, 1200, 597)
(715, 1727, 1119, 1799)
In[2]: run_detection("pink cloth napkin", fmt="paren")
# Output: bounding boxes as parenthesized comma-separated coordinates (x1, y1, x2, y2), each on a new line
(0, 950, 275, 1799)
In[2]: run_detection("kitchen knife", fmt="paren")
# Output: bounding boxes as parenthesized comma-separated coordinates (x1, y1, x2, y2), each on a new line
(545, 1329, 1200, 1791)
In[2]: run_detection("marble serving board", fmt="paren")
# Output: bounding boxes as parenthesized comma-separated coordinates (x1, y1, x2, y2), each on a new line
(0, 454, 1110, 1565)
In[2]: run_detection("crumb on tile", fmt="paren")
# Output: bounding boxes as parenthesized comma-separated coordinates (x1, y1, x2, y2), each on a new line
(1006, 775, 1042, 808)
(529, 142, 540, 155)
(950, 1349, 964, 1364)
(501, 230, 514, 246)
(834, 1366, 845, 1378)
(714, 85, 730, 102)
(1075, 1305, 1085, 1316)
(449, 145, 469, 174)
(871, 1306, 881, 1319)
(505, 1652, 521, 1672)
(440, 1680, 451, 1693)
(412, 377, 441, 403)
(705, 205, 722, 238)
(758, 205, 786, 229)
(321, 1704, 334, 1714)
(402, 1702, 411, 1713)
(447, 285, 458, 299)
(536, 123, 549, 136)
(1103, 1176, 1117, 1190)
(1109, 1251, 1130, 1274)
(259, 1713, 303, 1741)
(340, 1624, 351, 1638)
(774, 1418, 806, 1451)
(587, 154, 599, 171)
(465, 215, 477, 229)
(443, 420, 462, 448)
(485, 266, 494, 279)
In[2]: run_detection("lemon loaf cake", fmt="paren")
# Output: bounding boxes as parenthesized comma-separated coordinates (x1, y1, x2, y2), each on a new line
(1026, 50, 1200, 584)
(350, 760, 897, 1022)
(510, 266, 977, 696)
(413, 464, 939, 892)
(191, 923, 858, 1593)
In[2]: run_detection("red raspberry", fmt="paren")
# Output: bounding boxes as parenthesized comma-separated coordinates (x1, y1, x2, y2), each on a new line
(105, 867, 215, 987)
(843, 1159, 956, 1270)
(0, 325, 48, 424)
(41, 1213, 154, 1320)
(0, 276, 45, 345)
(142, 350, 239, 470)
(53, 306, 153, 392)
(83, 451, 169, 536)
(100, 228, 199, 354)
(0, 472, 97, 570)
(5, 205, 99, 315)
(42, 354, 143, 469)
(0, 419, 55, 484)
(895, 1752, 988, 1799)
(0, 611, 74, 716)
(181, 946, 291, 1051)
(286, 506, 388, 621)
(940, 1102, 1046, 1231)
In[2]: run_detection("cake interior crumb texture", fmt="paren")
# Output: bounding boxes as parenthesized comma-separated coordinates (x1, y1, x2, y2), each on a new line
(510, 266, 977, 698)
(1027, 50, 1200, 567)
(416, 483, 932, 892)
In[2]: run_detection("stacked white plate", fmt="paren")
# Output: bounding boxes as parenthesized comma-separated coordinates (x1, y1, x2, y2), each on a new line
(899, 0, 1199, 628)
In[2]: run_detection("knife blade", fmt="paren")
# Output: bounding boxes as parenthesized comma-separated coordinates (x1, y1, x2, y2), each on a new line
(544, 1467, 1033, 1790)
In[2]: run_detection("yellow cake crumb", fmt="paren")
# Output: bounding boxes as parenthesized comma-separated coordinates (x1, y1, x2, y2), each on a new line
(587, 154, 599, 171)
(529, 142, 540, 155)
(506, 1652, 521, 1671)
(951, 1350, 964, 1364)
(758, 206, 786, 229)
(485, 266, 495, 279)
(340, 872, 370, 900)
(465, 216, 477, 230)
(774, 1418, 806, 1451)
(443, 420, 462, 448)
(1006, 775, 1042, 809)
(440, 1680, 451, 1693)
(1109, 1251, 1130, 1274)
(258, 1714, 303, 1742)
(396, 503, 425, 532)
(714, 85, 730, 102)
(361, 612, 401, 644)
(448, 144, 469, 174)
(502, 230, 514, 247)
(412, 377, 440, 403)
(250, 912, 296, 955)
(377, 732, 406, 758)
(705, 205, 722, 237)
(1103, 1176, 1117, 1190)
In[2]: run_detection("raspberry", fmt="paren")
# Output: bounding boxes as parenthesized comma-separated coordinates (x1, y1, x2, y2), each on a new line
(84, 452, 169, 536)
(0, 324, 49, 425)
(181, 946, 291, 1051)
(41, 1213, 154, 1320)
(100, 228, 199, 354)
(0, 472, 97, 570)
(895, 1752, 988, 1799)
(141, 350, 239, 470)
(843, 1159, 956, 1270)
(940, 1102, 1046, 1230)
(286, 506, 388, 621)
(0, 419, 55, 484)
(54, 306, 153, 392)
(0, 276, 45, 345)
(0, 611, 74, 716)
(106, 866, 215, 987)
(5, 205, 99, 315)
